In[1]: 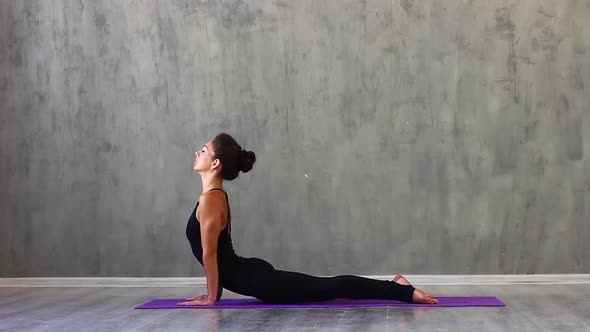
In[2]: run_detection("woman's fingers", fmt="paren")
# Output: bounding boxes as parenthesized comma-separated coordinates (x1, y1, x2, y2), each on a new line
(177, 298, 215, 306)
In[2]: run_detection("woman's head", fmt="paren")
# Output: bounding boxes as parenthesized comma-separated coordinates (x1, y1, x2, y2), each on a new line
(193, 133, 256, 181)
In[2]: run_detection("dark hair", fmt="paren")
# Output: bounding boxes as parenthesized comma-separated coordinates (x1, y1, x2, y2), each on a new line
(211, 133, 256, 181)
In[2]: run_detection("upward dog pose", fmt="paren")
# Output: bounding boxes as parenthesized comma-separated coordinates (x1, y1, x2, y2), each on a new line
(180, 133, 438, 306)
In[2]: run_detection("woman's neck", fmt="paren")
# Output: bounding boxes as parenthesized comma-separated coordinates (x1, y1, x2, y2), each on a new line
(200, 173, 223, 193)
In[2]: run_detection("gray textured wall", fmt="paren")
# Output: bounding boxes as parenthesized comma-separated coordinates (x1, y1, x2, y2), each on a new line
(1, 0, 589, 277)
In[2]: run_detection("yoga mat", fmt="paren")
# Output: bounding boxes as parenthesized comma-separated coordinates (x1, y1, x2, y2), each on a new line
(135, 297, 505, 309)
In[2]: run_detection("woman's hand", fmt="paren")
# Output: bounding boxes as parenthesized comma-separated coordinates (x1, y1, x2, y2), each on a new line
(183, 294, 208, 301)
(178, 295, 216, 306)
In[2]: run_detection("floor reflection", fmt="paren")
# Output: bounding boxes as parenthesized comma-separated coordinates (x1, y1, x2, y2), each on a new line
(183, 302, 439, 331)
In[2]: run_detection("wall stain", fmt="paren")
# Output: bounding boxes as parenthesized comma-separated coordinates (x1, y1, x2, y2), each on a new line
(495, 7, 515, 40)
(399, 0, 414, 15)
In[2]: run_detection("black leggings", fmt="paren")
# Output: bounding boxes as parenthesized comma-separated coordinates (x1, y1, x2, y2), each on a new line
(221, 257, 415, 304)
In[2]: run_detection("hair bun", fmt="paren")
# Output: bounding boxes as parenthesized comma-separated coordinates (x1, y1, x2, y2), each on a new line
(238, 149, 256, 173)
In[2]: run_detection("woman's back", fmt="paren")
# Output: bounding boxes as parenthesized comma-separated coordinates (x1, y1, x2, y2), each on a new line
(185, 188, 240, 276)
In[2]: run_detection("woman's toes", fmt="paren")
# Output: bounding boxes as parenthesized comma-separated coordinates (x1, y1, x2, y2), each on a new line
(427, 294, 439, 304)
(412, 289, 439, 304)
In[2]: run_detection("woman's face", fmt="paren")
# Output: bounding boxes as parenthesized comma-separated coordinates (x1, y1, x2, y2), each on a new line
(193, 141, 216, 172)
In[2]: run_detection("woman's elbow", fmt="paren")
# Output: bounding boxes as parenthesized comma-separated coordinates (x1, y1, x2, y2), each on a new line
(202, 252, 217, 261)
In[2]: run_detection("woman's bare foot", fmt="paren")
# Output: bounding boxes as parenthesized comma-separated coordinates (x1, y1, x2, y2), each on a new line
(392, 274, 412, 286)
(393, 275, 437, 299)
(412, 288, 439, 304)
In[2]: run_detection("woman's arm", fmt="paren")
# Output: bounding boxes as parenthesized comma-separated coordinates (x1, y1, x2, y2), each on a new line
(179, 192, 225, 306)
(199, 193, 225, 303)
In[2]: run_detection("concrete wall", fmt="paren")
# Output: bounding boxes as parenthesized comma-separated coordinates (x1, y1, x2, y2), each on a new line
(1, 0, 589, 277)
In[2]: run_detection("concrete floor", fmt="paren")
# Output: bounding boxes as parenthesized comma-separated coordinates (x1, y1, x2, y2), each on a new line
(1, 284, 589, 331)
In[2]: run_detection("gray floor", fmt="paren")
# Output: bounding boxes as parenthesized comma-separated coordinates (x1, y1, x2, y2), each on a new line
(1, 284, 589, 331)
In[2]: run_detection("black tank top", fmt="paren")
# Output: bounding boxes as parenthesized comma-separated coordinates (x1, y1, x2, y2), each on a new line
(185, 188, 239, 273)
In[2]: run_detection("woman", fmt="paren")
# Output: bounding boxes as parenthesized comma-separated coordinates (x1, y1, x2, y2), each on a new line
(180, 133, 438, 306)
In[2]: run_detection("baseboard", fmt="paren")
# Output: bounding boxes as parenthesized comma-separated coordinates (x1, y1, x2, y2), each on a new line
(1, 274, 589, 287)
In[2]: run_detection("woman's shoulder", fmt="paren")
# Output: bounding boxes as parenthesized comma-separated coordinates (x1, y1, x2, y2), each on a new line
(198, 190, 226, 209)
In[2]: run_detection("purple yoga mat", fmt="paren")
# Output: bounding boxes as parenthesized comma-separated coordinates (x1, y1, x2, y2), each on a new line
(135, 297, 505, 309)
